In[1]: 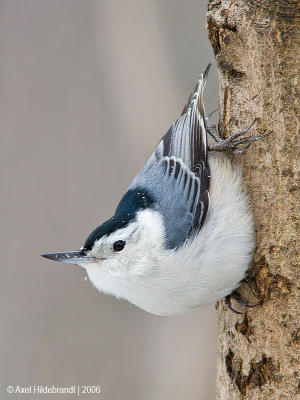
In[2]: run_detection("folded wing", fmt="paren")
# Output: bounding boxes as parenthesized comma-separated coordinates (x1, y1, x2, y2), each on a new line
(128, 65, 211, 249)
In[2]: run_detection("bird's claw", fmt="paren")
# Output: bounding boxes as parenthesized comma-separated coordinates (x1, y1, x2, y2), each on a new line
(225, 287, 263, 314)
(225, 295, 243, 314)
(233, 144, 250, 155)
(207, 119, 272, 154)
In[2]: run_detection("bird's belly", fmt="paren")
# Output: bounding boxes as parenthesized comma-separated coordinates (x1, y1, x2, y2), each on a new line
(84, 255, 245, 316)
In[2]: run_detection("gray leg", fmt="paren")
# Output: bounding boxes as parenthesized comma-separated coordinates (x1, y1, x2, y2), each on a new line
(207, 119, 272, 154)
(205, 109, 220, 143)
(206, 108, 218, 120)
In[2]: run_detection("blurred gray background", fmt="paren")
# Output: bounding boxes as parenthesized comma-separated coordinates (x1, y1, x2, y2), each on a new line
(0, 1, 218, 399)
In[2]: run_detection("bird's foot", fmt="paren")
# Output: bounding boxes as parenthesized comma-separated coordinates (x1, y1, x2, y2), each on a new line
(225, 291, 262, 314)
(224, 275, 263, 314)
(207, 119, 271, 154)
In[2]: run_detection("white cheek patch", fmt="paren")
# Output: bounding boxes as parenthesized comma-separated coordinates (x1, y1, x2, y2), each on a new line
(135, 209, 166, 250)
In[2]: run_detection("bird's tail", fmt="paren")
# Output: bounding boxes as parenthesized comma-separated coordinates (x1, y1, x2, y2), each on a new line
(186, 64, 211, 168)
(197, 63, 211, 124)
(181, 63, 211, 119)
(155, 64, 211, 172)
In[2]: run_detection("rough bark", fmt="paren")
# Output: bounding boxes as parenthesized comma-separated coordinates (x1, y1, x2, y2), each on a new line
(206, 1, 299, 399)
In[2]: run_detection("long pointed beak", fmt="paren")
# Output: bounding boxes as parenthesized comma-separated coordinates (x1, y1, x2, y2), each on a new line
(41, 250, 93, 264)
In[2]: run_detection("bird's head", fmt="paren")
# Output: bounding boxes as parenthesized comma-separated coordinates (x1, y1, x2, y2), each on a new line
(42, 189, 166, 285)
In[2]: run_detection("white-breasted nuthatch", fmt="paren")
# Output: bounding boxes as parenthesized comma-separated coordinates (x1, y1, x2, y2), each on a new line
(42, 65, 269, 316)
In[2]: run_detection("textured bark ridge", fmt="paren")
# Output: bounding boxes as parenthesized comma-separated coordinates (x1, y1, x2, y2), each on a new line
(206, 1, 299, 399)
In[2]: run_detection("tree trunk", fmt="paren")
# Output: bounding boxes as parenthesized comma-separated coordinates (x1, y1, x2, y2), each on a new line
(206, 1, 299, 399)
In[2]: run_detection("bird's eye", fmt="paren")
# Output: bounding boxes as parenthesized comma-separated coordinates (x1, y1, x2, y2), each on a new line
(113, 240, 126, 252)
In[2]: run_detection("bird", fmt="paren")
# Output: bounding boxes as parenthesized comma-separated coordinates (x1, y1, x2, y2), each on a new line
(42, 65, 270, 316)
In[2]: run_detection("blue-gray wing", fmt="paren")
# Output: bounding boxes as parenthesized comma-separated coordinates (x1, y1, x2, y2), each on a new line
(130, 156, 209, 249)
(128, 65, 210, 249)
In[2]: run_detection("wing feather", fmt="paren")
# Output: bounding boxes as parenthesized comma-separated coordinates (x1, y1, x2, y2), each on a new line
(129, 65, 211, 249)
